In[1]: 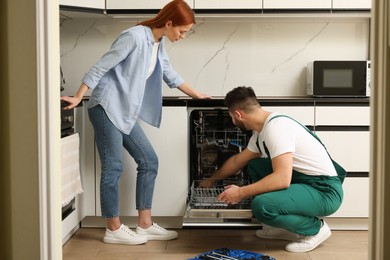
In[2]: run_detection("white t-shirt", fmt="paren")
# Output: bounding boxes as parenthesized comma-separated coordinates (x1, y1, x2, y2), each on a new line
(247, 113, 337, 177)
(147, 42, 160, 78)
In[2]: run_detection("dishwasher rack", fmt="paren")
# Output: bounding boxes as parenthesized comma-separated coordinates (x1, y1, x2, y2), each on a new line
(189, 180, 252, 210)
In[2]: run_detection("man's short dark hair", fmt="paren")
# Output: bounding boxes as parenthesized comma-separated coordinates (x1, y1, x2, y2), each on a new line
(224, 86, 259, 112)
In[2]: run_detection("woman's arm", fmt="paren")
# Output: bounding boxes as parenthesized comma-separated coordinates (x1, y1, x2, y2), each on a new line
(60, 83, 89, 110)
(178, 82, 211, 99)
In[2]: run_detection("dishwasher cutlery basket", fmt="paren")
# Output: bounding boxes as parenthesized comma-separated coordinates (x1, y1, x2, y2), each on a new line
(187, 248, 276, 260)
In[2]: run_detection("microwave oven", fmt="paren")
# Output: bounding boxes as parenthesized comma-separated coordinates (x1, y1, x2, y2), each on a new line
(306, 60, 371, 97)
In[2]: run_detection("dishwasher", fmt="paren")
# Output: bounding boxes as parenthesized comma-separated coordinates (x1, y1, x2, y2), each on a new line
(183, 108, 261, 227)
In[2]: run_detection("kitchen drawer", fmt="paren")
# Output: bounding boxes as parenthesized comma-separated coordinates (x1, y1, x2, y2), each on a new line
(263, 0, 331, 9)
(195, 0, 261, 9)
(106, 0, 194, 9)
(329, 177, 369, 217)
(315, 131, 370, 172)
(60, 0, 105, 9)
(332, 0, 371, 9)
(263, 106, 315, 126)
(315, 106, 370, 126)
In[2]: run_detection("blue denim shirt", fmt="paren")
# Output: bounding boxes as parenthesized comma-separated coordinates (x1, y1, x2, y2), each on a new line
(83, 25, 184, 134)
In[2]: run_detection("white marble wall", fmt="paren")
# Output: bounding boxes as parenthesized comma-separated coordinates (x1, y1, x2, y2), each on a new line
(60, 17, 369, 97)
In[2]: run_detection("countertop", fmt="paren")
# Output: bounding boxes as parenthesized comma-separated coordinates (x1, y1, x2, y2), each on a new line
(162, 96, 370, 107)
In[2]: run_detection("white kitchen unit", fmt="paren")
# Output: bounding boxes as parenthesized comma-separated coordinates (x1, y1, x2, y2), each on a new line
(94, 106, 189, 218)
(194, 0, 262, 9)
(263, 0, 331, 9)
(315, 106, 370, 126)
(76, 101, 96, 218)
(106, 0, 194, 9)
(262, 106, 315, 126)
(315, 104, 370, 223)
(332, 0, 371, 9)
(60, 0, 105, 9)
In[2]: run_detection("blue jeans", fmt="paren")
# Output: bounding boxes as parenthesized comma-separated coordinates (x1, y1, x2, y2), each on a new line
(88, 105, 158, 218)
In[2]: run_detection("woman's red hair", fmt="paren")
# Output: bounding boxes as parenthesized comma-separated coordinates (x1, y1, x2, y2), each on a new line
(138, 0, 195, 28)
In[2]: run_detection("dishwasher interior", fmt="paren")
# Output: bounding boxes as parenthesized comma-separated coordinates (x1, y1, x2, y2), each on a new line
(184, 108, 260, 226)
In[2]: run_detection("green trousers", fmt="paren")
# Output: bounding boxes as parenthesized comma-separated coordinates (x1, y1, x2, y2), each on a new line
(248, 158, 343, 236)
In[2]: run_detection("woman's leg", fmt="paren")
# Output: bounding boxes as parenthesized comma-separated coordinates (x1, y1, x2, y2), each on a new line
(122, 121, 158, 228)
(89, 105, 124, 229)
(122, 122, 177, 240)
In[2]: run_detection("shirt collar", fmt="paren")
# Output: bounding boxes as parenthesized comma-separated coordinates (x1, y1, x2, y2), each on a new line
(143, 25, 163, 44)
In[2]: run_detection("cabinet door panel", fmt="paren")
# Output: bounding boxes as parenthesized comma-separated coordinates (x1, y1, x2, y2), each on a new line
(333, 0, 371, 9)
(263, 0, 331, 9)
(95, 107, 189, 217)
(262, 106, 315, 126)
(329, 178, 369, 217)
(195, 0, 261, 9)
(60, 0, 105, 9)
(316, 106, 370, 126)
(315, 131, 370, 172)
(107, 0, 194, 9)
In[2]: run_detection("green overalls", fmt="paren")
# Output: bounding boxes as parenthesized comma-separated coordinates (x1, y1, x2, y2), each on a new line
(248, 115, 346, 236)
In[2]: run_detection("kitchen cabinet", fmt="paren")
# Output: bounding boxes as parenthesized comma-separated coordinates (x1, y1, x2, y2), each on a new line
(263, 0, 331, 9)
(80, 98, 369, 228)
(332, 0, 371, 10)
(315, 106, 370, 126)
(60, 0, 105, 9)
(94, 106, 189, 217)
(315, 104, 370, 219)
(262, 106, 314, 126)
(194, 0, 262, 9)
(106, 0, 194, 10)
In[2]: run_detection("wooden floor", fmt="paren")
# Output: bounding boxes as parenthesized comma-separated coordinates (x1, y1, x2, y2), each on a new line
(63, 227, 368, 260)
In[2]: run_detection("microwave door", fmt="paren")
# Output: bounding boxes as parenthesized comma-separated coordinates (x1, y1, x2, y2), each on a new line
(312, 61, 369, 97)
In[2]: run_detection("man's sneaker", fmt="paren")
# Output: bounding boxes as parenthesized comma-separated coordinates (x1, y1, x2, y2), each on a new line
(103, 224, 147, 245)
(255, 224, 299, 241)
(285, 220, 332, 253)
(136, 222, 178, 241)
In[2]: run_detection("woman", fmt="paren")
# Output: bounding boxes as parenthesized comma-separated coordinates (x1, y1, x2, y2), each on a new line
(61, 0, 210, 245)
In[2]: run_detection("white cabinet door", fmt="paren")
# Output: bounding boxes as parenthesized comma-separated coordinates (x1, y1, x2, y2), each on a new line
(329, 178, 369, 217)
(263, 0, 331, 9)
(95, 106, 189, 217)
(315, 131, 370, 172)
(332, 0, 371, 9)
(316, 106, 370, 126)
(107, 0, 194, 9)
(60, 0, 105, 9)
(262, 106, 315, 126)
(195, 0, 262, 9)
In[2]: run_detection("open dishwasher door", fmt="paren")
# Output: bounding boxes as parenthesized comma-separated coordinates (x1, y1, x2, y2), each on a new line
(183, 108, 261, 227)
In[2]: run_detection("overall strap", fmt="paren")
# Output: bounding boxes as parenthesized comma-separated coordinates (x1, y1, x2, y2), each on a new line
(258, 114, 347, 183)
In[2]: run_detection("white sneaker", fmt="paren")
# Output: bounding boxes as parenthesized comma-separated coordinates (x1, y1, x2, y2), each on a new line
(285, 221, 332, 253)
(103, 224, 147, 245)
(255, 224, 299, 241)
(136, 222, 178, 241)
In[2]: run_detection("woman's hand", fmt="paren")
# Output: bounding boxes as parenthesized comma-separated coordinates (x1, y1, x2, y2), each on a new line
(194, 92, 212, 99)
(61, 83, 89, 110)
(178, 83, 212, 99)
(60, 96, 82, 110)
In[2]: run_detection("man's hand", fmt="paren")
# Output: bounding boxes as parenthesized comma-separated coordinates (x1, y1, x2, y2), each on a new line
(198, 178, 215, 188)
(217, 185, 243, 205)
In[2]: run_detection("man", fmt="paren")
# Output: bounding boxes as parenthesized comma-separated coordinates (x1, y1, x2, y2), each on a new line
(200, 86, 346, 253)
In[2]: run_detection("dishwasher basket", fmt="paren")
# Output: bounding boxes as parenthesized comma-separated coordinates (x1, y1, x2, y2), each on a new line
(189, 180, 252, 210)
